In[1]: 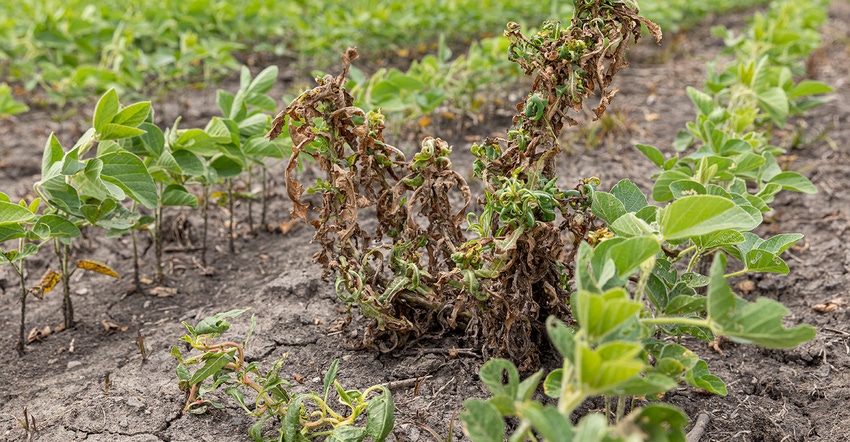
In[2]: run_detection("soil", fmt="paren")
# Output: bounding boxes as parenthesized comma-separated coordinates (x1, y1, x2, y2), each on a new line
(2, 3, 849, 442)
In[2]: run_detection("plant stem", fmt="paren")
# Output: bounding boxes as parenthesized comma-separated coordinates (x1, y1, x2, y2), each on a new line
(640, 316, 710, 328)
(131, 202, 140, 290)
(260, 165, 267, 228)
(246, 168, 254, 232)
(14, 258, 26, 356)
(227, 178, 235, 254)
(616, 395, 626, 423)
(155, 184, 164, 284)
(724, 268, 749, 278)
(201, 184, 210, 267)
(56, 240, 73, 328)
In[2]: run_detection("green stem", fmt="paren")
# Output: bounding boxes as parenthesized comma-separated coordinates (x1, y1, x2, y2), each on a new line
(260, 165, 267, 228)
(615, 395, 626, 424)
(227, 178, 235, 254)
(246, 167, 254, 232)
(686, 248, 703, 274)
(640, 316, 710, 328)
(724, 268, 749, 278)
(155, 184, 164, 283)
(14, 253, 27, 356)
(201, 184, 210, 267)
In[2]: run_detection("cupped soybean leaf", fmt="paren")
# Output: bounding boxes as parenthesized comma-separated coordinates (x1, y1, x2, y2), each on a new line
(635, 205, 658, 224)
(98, 123, 147, 141)
(42, 134, 65, 179)
(636, 144, 664, 168)
(39, 176, 82, 216)
(660, 195, 756, 240)
(546, 316, 575, 360)
(543, 369, 563, 398)
(188, 351, 235, 386)
(327, 426, 366, 442)
(162, 184, 199, 208)
(608, 236, 660, 279)
(685, 360, 727, 396)
(0, 201, 35, 225)
(139, 122, 165, 157)
(193, 308, 248, 336)
(36, 215, 81, 238)
(687, 86, 715, 116)
(461, 399, 504, 442)
(93, 89, 120, 133)
(611, 179, 648, 213)
(518, 402, 572, 442)
(581, 342, 644, 394)
(609, 213, 655, 238)
(707, 253, 815, 348)
(99, 152, 157, 208)
(479, 359, 519, 399)
(627, 404, 689, 442)
(364, 386, 394, 441)
(652, 170, 691, 202)
(112, 101, 151, 127)
(591, 191, 625, 224)
(669, 180, 706, 199)
(573, 289, 643, 341)
(767, 171, 817, 194)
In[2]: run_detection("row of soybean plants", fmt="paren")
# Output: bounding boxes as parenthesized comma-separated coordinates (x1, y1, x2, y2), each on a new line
(1, 65, 289, 355)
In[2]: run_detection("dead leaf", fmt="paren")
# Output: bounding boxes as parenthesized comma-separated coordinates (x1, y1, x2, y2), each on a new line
(30, 270, 60, 299)
(102, 320, 129, 332)
(279, 219, 302, 235)
(736, 280, 756, 294)
(643, 113, 660, 121)
(150, 286, 177, 297)
(293, 374, 305, 384)
(27, 326, 52, 343)
(139, 278, 153, 285)
(813, 298, 844, 313)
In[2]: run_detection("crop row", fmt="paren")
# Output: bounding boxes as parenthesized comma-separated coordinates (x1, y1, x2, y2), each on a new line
(0, 0, 773, 108)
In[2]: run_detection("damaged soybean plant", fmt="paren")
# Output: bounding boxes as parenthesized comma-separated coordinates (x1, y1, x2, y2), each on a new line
(266, 0, 662, 368)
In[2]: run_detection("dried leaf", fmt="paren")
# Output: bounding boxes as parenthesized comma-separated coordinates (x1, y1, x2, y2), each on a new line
(76, 260, 120, 278)
(812, 303, 838, 313)
(102, 320, 128, 331)
(27, 326, 52, 343)
(736, 280, 756, 294)
(30, 270, 61, 299)
(279, 219, 301, 235)
(139, 277, 153, 285)
(150, 286, 177, 297)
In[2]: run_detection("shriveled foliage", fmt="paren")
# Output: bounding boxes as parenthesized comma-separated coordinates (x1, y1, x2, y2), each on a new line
(268, 1, 661, 368)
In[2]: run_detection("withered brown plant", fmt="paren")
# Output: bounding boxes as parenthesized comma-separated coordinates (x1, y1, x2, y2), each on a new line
(268, 1, 661, 369)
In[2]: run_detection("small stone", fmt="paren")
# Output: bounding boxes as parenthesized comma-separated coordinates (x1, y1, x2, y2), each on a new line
(119, 419, 128, 428)
(67, 360, 82, 370)
(76, 288, 89, 295)
(143, 300, 152, 309)
(127, 397, 145, 408)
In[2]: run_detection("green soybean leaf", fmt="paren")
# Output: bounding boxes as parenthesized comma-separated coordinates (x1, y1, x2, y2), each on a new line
(479, 359, 519, 398)
(756, 87, 790, 126)
(283, 396, 310, 442)
(546, 317, 575, 360)
(543, 369, 563, 398)
(693, 229, 746, 250)
(652, 170, 691, 202)
(591, 191, 626, 224)
(518, 402, 572, 442)
(0, 201, 35, 225)
(609, 213, 655, 238)
(112, 101, 151, 127)
(365, 386, 394, 441)
(581, 342, 644, 393)
(248, 415, 270, 442)
(685, 360, 727, 396)
(669, 180, 706, 199)
(686, 86, 715, 116)
(461, 399, 504, 442)
(608, 236, 660, 279)
(162, 184, 199, 208)
(611, 373, 678, 397)
(40, 176, 82, 216)
(516, 369, 544, 401)
(636, 144, 664, 167)
(174, 129, 217, 156)
(790, 80, 833, 98)
(93, 89, 120, 133)
(98, 123, 147, 141)
(0, 224, 26, 243)
(767, 171, 817, 194)
(629, 404, 689, 441)
(210, 155, 242, 179)
(249, 65, 279, 96)
(745, 249, 789, 274)
(572, 413, 608, 441)
(188, 351, 235, 386)
(172, 150, 205, 177)
(323, 359, 339, 398)
(707, 253, 815, 348)
(42, 134, 65, 179)
(139, 122, 165, 157)
(99, 152, 157, 208)
(660, 195, 755, 240)
(36, 215, 81, 238)
(327, 426, 366, 442)
(760, 233, 803, 254)
(611, 179, 648, 213)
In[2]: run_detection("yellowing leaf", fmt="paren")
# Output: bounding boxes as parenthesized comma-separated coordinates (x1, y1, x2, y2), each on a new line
(31, 270, 61, 299)
(76, 260, 120, 278)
